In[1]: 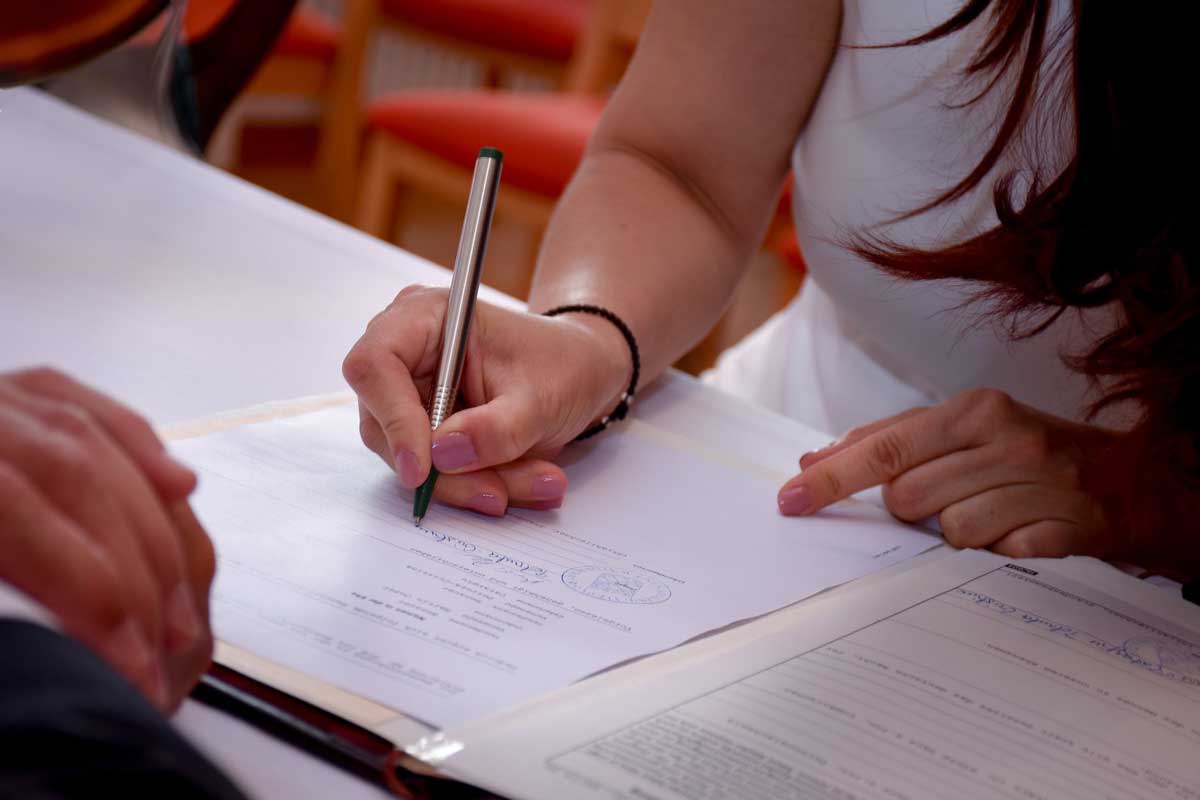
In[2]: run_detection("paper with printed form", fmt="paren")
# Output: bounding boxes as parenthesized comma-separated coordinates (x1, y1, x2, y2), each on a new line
(175, 403, 936, 728)
(433, 549, 1200, 800)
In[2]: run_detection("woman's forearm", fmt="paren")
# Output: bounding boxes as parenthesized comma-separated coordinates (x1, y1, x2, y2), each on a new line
(527, 144, 760, 388)
(527, 0, 839, 400)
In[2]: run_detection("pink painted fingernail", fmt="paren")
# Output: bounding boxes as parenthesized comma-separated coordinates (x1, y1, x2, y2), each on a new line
(531, 473, 566, 501)
(395, 448, 422, 488)
(165, 583, 201, 650)
(526, 498, 563, 511)
(467, 492, 506, 516)
(778, 486, 814, 516)
(431, 432, 477, 472)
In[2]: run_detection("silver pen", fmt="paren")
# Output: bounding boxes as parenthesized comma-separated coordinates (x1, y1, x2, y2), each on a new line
(413, 147, 503, 524)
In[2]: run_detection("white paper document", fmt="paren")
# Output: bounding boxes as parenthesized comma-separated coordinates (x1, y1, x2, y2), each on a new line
(176, 404, 935, 728)
(435, 549, 1200, 799)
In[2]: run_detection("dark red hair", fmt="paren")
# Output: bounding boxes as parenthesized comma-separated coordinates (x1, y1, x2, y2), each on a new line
(859, 1, 1200, 491)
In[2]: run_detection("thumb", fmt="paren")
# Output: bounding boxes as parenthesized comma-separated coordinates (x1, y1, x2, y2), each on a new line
(431, 391, 546, 474)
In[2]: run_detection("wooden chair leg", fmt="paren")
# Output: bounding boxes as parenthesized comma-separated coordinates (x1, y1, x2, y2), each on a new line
(204, 98, 245, 169)
(314, 0, 378, 222)
(355, 135, 402, 239)
(482, 62, 503, 89)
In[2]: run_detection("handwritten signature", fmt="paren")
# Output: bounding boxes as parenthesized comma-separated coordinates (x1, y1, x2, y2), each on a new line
(955, 588, 1200, 689)
(414, 526, 549, 584)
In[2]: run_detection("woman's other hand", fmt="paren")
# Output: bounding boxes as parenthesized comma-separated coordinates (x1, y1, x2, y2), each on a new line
(777, 388, 1126, 560)
(343, 286, 631, 515)
(0, 368, 214, 711)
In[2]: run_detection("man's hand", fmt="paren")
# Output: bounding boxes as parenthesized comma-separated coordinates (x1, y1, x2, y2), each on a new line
(0, 368, 214, 710)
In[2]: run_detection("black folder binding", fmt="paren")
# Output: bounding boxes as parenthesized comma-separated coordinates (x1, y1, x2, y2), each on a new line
(192, 664, 500, 799)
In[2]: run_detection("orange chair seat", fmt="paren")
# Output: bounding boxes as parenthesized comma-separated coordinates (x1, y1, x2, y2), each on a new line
(767, 225, 807, 274)
(766, 176, 805, 273)
(381, 0, 589, 62)
(135, 3, 339, 61)
(177, 0, 232, 40)
(368, 90, 606, 197)
(273, 7, 340, 61)
(778, 177, 793, 216)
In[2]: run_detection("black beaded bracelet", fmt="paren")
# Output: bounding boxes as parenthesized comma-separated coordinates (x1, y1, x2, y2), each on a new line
(543, 304, 641, 441)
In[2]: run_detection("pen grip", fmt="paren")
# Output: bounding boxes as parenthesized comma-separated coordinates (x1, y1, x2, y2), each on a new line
(428, 383, 456, 431)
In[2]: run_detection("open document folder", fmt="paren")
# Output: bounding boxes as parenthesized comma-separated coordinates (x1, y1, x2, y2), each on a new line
(424, 549, 1200, 799)
(172, 402, 1200, 799)
(172, 400, 937, 735)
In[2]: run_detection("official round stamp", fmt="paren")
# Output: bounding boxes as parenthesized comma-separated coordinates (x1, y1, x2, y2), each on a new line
(561, 566, 671, 605)
(1122, 637, 1200, 683)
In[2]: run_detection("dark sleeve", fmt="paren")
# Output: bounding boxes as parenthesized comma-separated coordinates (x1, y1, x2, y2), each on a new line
(0, 620, 249, 800)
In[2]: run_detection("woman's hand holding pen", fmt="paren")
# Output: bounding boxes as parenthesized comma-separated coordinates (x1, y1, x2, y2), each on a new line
(775, 388, 1140, 560)
(0, 368, 215, 711)
(344, 285, 631, 516)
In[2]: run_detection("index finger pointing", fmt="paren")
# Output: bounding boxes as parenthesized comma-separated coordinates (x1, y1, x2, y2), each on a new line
(779, 408, 958, 515)
(798, 406, 928, 471)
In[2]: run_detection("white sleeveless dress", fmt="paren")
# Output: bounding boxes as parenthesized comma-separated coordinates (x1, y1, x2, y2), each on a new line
(704, 0, 1114, 437)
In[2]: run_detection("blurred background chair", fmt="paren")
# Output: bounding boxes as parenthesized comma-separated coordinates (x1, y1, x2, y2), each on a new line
(353, 0, 639, 297)
(239, 0, 802, 366)
(43, 0, 804, 374)
(207, 0, 591, 219)
(372, 0, 589, 88)
(351, 0, 803, 364)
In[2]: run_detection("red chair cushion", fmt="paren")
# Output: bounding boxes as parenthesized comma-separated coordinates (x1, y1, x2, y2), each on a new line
(273, 7, 340, 61)
(380, 0, 589, 62)
(368, 90, 606, 197)
(179, 0, 234, 41)
(130, 0, 231, 45)
(136, 3, 339, 61)
(777, 176, 793, 216)
(767, 225, 807, 274)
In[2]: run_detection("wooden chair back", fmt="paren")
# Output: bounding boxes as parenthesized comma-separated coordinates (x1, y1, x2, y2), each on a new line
(373, 1, 589, 87)
(562, 0, 650, 94)
(319, 0, 650, 220)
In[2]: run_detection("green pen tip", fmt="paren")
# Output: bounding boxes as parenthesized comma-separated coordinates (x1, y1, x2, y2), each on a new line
(478, 147, 503, 162)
